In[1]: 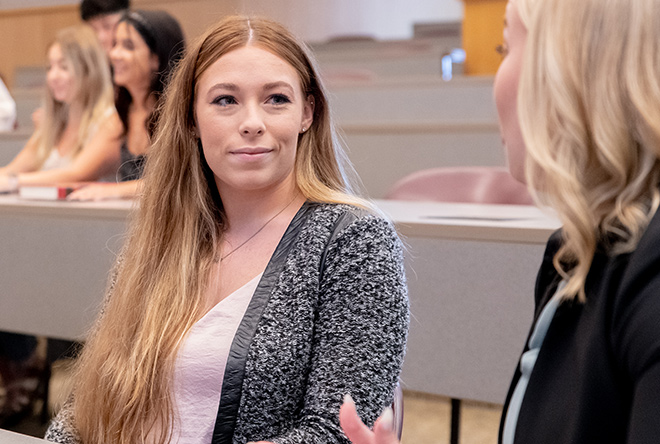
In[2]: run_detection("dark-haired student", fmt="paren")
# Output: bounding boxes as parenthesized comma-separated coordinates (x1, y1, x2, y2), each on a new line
(68, 9, 185, 201)
(80, 0, 130, 55)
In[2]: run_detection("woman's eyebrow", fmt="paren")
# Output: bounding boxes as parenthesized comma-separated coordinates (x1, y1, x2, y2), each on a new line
(263, 81, 295, 93)
(208, 83, 239, 93)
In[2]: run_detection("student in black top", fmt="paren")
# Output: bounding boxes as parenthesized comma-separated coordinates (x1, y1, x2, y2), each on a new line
(68, 9, 184, 201)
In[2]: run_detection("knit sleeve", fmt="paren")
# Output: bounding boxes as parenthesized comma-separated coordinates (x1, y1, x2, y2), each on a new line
(44, 399, 81, 444)
(272, 212, 409, 444)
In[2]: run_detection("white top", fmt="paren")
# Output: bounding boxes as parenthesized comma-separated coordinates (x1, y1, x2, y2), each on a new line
(0, 78, 16, 132)
(40, 149, 71, 171)
(40, 106, 115, 171)
(170, 272, 262, 443)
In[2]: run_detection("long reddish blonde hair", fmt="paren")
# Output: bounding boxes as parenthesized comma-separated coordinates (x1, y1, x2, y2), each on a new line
(72, 16, 368, 443)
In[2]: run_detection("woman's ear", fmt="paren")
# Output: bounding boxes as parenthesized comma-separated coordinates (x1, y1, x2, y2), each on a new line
(300, 94, 315, 133)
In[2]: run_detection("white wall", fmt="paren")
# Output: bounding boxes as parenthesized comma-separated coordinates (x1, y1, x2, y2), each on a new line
(0, 0, 76, 7)
(237, 0, 463, 42)
(0, 0, 464, 42)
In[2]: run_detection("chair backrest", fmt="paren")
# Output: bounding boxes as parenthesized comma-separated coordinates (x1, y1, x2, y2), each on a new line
(386, 166, 534, 205)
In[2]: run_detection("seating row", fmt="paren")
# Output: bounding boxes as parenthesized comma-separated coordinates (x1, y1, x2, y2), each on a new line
(5, 74, 500, 198)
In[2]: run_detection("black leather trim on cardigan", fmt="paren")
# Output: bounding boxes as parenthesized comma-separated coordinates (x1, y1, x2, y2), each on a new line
(212, 201, 316, 444)
(317, 208, 360, 285)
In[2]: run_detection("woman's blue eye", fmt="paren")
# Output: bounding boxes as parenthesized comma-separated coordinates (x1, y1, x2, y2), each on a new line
(268, 94, 291, 105)
(212, 95, 236, 106)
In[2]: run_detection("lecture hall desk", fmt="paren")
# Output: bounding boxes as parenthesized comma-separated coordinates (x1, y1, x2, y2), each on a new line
(375, 199, 560, 404)
(0, 195, 132, 340)
(0, 196, 561, 406)
(0, 429, 48, 443)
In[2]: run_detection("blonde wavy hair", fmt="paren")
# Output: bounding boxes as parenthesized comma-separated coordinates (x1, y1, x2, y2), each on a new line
(34, 25, 114, 167)
(517, 0, 660, 301)
(72, 16, 368, 443)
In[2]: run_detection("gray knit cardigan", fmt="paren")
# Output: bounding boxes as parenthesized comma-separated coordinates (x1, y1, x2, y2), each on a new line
(45, 202, 409, 444)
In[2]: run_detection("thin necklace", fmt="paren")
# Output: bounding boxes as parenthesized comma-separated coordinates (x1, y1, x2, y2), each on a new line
(218, 194, 299, 262)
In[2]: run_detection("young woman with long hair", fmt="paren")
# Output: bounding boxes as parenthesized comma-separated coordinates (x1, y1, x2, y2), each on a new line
(0, 25, 121, 192)
(342, 0, 660, 443)
(45, 16, 408, 444)
(0, 23, 118, 427)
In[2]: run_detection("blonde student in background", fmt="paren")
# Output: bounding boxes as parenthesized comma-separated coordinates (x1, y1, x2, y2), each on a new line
(342, 0, 660, 443)
(0, 25, 122, 193)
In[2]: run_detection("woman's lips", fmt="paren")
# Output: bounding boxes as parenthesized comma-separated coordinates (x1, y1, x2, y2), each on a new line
(230, 147, 273, 161)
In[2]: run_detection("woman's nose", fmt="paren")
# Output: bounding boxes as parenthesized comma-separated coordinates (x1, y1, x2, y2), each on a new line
(46, 69, 59, 83)
(109, 46, 121, 63)
(239, 103, 265, 136)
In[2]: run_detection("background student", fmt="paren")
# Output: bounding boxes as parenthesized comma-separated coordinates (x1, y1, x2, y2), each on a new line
(45, 15, 408, 444)
(80, 0, 130, 56)
(341, 0, 660, 443)
(0, 24, 119, 427)
(0, 75, 16, 131)
(28, 0, 130, 138)
(67, 9, 184, 201)
(0, 25, 121, 193)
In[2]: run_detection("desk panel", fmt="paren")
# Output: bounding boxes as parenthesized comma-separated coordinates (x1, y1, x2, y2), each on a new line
(401, 237, 542, 404)
(375, 200, 558, 403)
(0, 197, 561, 405)
(0, 197, 132, 340)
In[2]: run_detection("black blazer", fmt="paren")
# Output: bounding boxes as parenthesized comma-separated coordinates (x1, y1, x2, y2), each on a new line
(499, 208, 660, 443)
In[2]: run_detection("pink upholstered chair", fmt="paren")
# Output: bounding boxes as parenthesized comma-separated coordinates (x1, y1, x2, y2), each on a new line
(385, 166, 534, 205)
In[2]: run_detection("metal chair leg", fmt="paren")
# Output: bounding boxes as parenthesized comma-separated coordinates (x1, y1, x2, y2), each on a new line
(450, 398, 461, 444)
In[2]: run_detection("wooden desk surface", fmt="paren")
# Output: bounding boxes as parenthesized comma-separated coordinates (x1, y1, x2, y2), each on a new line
(0, 196, 562, 404)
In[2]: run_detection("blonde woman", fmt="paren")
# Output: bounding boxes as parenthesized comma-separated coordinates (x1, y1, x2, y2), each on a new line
(0, 25, 122, 191)
(45, 16, 408, 444)
(342, 0, 660, 443)
(0, 24, 118, 427)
